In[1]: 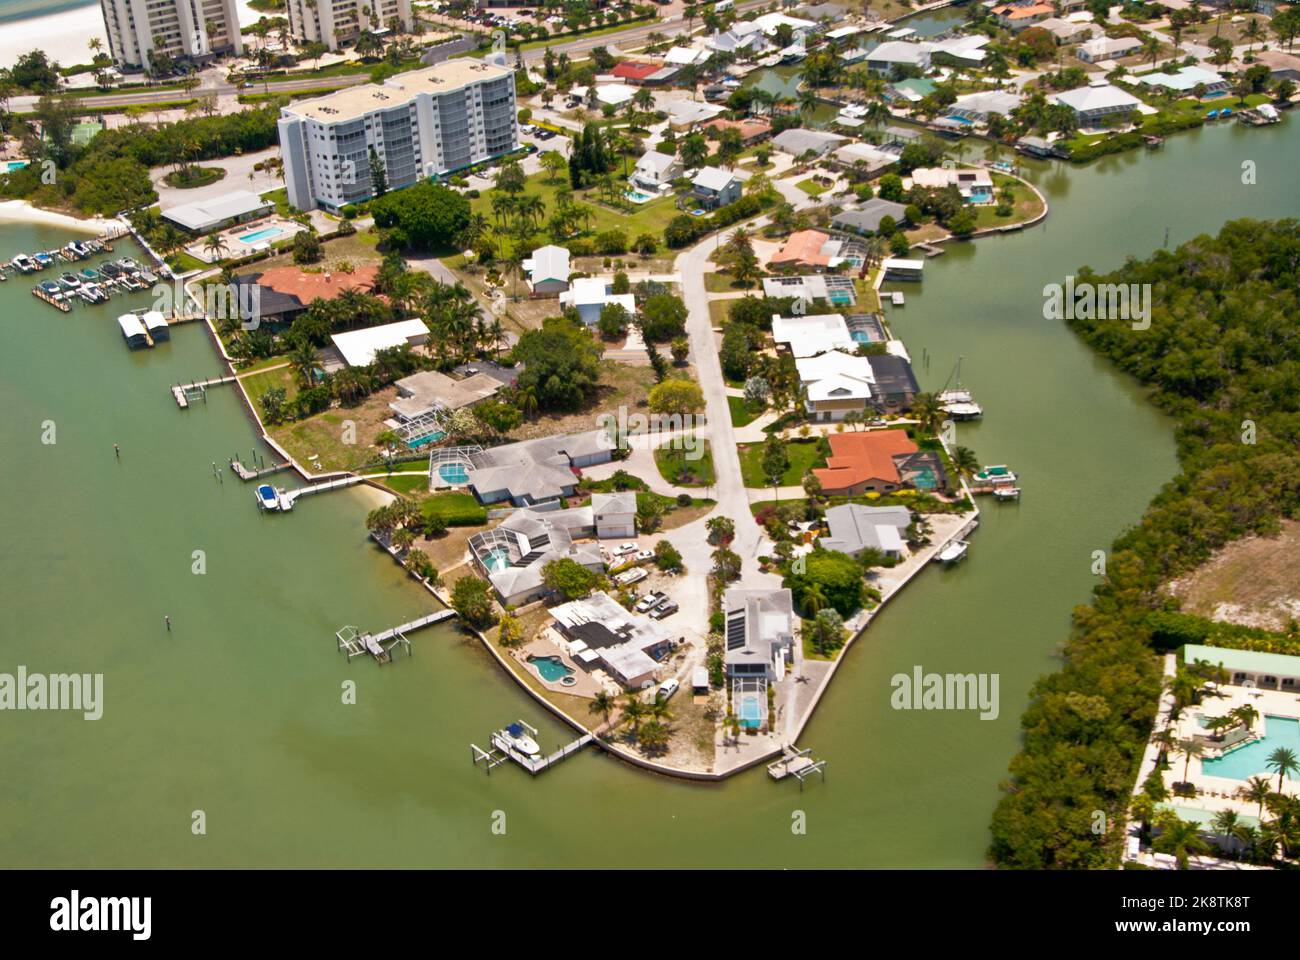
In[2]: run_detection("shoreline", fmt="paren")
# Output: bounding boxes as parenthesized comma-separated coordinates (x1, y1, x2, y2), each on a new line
(0, 199, 117, 235)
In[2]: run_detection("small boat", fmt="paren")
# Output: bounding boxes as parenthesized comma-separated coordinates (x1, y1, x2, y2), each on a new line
(974, 464, 1017, 486)
(991, 159, 1015, 174)
(138, 269, 158, 285)
(1206, 109, 1219, 119)
(255, 484, 280, 511)
(58, 272, 81, 290)
(38, 279, 62, 296)
(116, 257, 142, 274)
(937, 356, 983, 419)
(1221, 107, 1233, 117)
(500, 722, 541, 758)
(11, 254, 37, 273)
(80, 267, 102, 281)
(33, 251, 55, 269)
(934, 540, 969, 565)
(99, 261, 121, 278)
(993, 486, 1021, 501)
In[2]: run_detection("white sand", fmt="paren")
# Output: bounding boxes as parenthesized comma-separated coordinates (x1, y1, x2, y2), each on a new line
(2, 1, 269, 70)
(0, 199, 116, 233)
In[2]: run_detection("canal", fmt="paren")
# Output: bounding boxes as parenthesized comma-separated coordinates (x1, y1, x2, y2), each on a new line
(0, 117, 1296, 867)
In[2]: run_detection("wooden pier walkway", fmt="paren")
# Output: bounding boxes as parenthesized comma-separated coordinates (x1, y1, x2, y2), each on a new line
(172, 374, 238, 408)
(281, 474, 366, 507)
(336, 609, 455, 664)
(229, 457, 291, 481)
(472, 720, 595, 776)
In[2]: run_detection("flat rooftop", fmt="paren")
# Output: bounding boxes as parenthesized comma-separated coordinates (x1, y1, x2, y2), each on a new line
(284, 60, 513, 123)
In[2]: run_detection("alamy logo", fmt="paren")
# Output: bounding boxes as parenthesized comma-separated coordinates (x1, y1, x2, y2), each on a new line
(50, 891, 151, 940)
(890, 665, 999, 720)
(1042, 275, 1151, 330)
(0, 667, 102, 720)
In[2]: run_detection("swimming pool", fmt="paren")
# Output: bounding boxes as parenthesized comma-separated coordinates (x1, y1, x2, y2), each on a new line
(406, 431, 446, 450)
(944, 115, 975, 126)
(483, 547, 510, 573)
(739, 695, 762, 730)
(1202, 716, 1300, 781)
(851, 331, 874, 343)
(238, 226, 285, 245)
(438, 462, 469, 484)
(528, 655, 575, 684)
(625, 189, 657, 204)
(4, 160, 28, 173)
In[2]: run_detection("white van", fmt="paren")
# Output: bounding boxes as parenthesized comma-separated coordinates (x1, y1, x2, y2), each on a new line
(657, 678, 680, 702)
(715, 0, 733, 11)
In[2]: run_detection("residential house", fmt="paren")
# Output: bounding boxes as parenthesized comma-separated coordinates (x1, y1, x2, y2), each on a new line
(1052, 82, 1142, 125)
(772, 127, 847, 158)
(820, 503, 913, 560)
(326, 319, 429, 369)
(702, 117, 773, 145)
(389, 370, 503, 422)
(162, 190, 274, 234)
(769, 229, 849, 271)
(1036, 16, 1095, 44)
(464, 430, 615, 507)
(1138, 66, 1230, 96)
(990, 2, 1055, 30)
(948, 89, 1022, 123)
(770, 312, 857, 358)
(232, 264, 381, 329)
(551, 591, 680, 689)
(1075, 36, 1143, 63)
(558, 277, 637, 326)
(910, 166, 995, 204)
(691, 167, 742, 210)
(860, 40, 931, 74)
(612, 61, 679, 85)
(812, 428, 946, 496)
(830, 142, 898, 177)
(886, 77, 938, 104)
(522, 245, 571, 296)
(469, 507, 605, 606)
(723, 588, 797, 681)
(630, 150, 682, 193)
(927, 34, 990, 68)
(865, 353, 920, 411)
(591, 491, 638, 539)
(796, 349, 876, 421)
(1255, 49, 1300, 81)
(831, 198, 908, 235)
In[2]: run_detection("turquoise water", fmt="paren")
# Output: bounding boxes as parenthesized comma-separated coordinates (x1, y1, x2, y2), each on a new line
(1202, 717, 1300, 781)
(408, 430, 445, 449)
(625, 189, 657, 203)
(528, 655, 573, 683)
(5, 160, 28, 172)
(484, 547, 509, 573)
(239, 227, 284, 244)
(438, 462, 468, 483)
(739, 695, 761, 729)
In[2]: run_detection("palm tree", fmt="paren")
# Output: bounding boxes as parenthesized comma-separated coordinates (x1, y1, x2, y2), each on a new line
(1239, 776, 1274, 821)
(1175, 737, 1203, 785)
(589, 690, 615, 728)
(910, 391, 943, 435)
(802, 583, 827, 617)
(951, 445, 979, 484)
(1154, 814, 1210, 869)
(621, 693, 646, 737)
(203, 233, 228, 263)
(1266, 746, 1298, 794)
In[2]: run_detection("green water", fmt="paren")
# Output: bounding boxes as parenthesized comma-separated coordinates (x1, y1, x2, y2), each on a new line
(2, 119, 1297, 868)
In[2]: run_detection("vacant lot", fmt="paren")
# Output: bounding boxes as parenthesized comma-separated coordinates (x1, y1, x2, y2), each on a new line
(1165, 521, 1300, 631)
(738, 438, 826, 488)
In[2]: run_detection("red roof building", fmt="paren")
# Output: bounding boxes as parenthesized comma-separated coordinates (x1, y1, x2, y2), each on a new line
(813, 430, 919, 496)
(612, 61, 665, 82)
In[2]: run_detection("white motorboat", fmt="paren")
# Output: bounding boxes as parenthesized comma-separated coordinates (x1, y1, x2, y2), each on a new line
(256, 484, 280, 511)
(500, 722, 541, 757)
(994, 486, 1021, 501)
(938, 357, 983, 419)
(934, 540, 969, 565)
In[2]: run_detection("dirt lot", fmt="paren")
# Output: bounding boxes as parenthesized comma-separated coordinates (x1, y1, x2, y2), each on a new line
(1165, 520, 1300, 631)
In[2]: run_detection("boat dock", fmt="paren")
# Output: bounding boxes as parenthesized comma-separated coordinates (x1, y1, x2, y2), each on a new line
(335, 609, 455, 664)
(171, 374, 238, 408)
(230, 456, 291, 480)
(471, 719, 596, 776)
(279, 474, 366, 508)
(767, 745, 827, 789)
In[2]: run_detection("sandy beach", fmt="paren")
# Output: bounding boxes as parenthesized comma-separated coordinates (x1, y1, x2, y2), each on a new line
(1, 0, 269, 70)
(0, 198, 116, 233)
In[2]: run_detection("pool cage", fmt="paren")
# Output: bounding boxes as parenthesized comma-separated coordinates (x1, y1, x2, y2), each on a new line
(428, 444, 484, 488)
(732, 676, 769, 732)
(397, 409, 449, 449)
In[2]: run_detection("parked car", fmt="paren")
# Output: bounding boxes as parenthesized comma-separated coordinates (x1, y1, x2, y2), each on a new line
(635, 592, 664, 613)
(535, 129, 556, 140)
(656, 678, 679, 701)
(614, 542, 638, 556)
(519, 123, 536, 134)
(634, 549, 654, 562)
(650, 600, 679, 620)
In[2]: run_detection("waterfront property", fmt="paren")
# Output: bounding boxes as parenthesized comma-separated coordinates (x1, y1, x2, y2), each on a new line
(284, 0, 412, 49)
(948, 91, 1023, 125)
(762, 274, 858, 308)
(233, 265, 381, 328)
(865, 353, 920, 412)
(796, 349, 877, 421)
(1052, 83, 1143, 127)
(830, 143, 898, 178)
(389, 370, 502, 423)
(769, 229, 854, 272)
(772, 128, 847, 159)
(162, 190, 274, 236)
(831, 198, 909, 235)
(461, 430, 615, 507)
(325, 318, 430, 369)
(550, 591, 681, 690)
(770, 312, 857, 358)
(100, 0, 242, 69)
(910, 167, 995, 205)
(821, 504, 912, 560)
(469, 507, 605, 606)
(724, 588, 797, 682)
(278, 60, 518, 212)
(1138, 67, 1230, 97)
(812, 429, 946, 496)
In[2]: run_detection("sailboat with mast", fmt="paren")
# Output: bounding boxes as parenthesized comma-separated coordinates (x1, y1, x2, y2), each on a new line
(937, 356, 983, 420)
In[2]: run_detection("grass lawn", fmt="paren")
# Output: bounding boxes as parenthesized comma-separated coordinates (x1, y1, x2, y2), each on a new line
(973, 173, 1046, 231)
(738, 438, 826, 488)
(728, 395, 764, 427)
(704, 271, 762, 293)
(268, 388, 397, 473)
(422, 491, 488, 526)
(376, 472, 431, 496)
(796, 177, 831, 197)
(708, 299, 735, 328)
(654, 438, 716, 487)
(240, 365, 298, 409)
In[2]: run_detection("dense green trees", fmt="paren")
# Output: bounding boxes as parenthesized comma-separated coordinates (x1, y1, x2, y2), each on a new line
(991, 219, 1300, 869)
(512, 316, 603, 411)
(787, 550, 865, 618)
(371, 181, 470, 251)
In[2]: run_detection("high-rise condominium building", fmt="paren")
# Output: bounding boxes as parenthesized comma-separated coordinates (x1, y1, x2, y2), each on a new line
(277, 59, 517, 212)
(99, 0, 243, 70)
(284, 0, 413, 51)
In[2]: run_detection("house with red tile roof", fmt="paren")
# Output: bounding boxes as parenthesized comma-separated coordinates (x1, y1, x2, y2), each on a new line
(812, 429, 947, 496)
(701, 117, 773, 145)
(612, 61, 679, 85)
(232, 265, 381, 327)
(769, 229, 843, 271)
(990, 1, 1054, 29)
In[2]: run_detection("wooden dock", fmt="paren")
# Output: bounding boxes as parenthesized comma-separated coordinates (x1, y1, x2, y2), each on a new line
(230, 457, 291, 481)
(172, 374, 237, 408)
(472, 719, 595, 776)
(767, 745, 827, 789)
(336, 609, 455, 664)
(280, 474, 366, 507)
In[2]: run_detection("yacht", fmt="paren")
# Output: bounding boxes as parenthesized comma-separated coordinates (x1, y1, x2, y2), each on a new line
(116, 257, 142, 274)
(58, 272, 81, 290)
(500, 722, 541, 758)
(937, 357, 983, 420)
(99, 261, 122, 278)
(973, 465, 1017, 487)
(80, 267, 102, 282)
(11, 254, 37, 273)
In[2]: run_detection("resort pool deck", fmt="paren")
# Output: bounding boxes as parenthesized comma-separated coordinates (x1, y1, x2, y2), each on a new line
(238, 226, 285, 245)
(1202, 716, 1300, 781)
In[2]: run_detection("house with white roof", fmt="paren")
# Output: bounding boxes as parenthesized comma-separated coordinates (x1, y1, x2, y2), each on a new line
(162, 189, 274, 234)
(665, 98, 727, 130)
(770, 312, 856, 358)
(1075, 35, 1142, 63)
(1138, 66, 1229, 96)
(927, 34, 990, 68)
(1052, 82, 1142, 125)
(723, 587, 796, 681)
(522, 245, 571, 296)
(948, 89, 1022, 123)
(1036, 16, 1095, 44)
(559, 277, 637, 326)
(691, 167, 742, 209)
(328, 319, 429, 368)
(910, 166, 995, 204)
(594, 82, 638, 106)
(861, 40, 932, 74)
(821, 504, 912, 560)
(631, 150, 682, 193)
(796, 349, 876, 421)
(664, 46, 709, 66)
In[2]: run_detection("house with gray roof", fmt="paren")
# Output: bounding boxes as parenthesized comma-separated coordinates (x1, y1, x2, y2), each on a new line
(831, 198, 908, 235)
(591, 491, 637, 539)
(820, 504, 913, 560)
(691, 167, 742, 209)
(723, 588, 796, 680)
(465, 430, 614, 507)
(551, 591, 680, 689)
(772, 127, 847, 158)
(468, 506, 605, 606)
(522, 245, 571, 296)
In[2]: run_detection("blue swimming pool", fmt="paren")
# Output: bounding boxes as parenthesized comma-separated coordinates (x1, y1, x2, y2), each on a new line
(484, 547, 510, 573)
(528, 655, 574, 684)
(407, 431, 446, 450)
(5, 160, 29, 173)
(438, 462, 469, 484)
(851, 331, 873, 342)
(739, 695, 762, 730)
(238, 226, 284, 244)
(1202, 716, 1300, 781)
